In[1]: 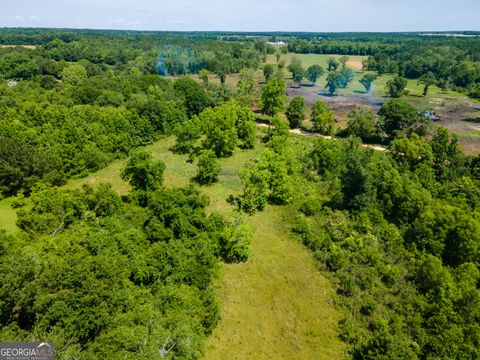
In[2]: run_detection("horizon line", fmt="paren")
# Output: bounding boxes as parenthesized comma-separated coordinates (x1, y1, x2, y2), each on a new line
(1, 26, 480, 35)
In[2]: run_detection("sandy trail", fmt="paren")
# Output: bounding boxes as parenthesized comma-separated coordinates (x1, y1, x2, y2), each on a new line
(257, 123, 387, 151)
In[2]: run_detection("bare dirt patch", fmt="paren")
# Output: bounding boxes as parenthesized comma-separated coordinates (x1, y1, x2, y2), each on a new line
(287, 84, 384, 127)
(346, 60, 363, 70)
(431, 100, 480, 154)
(286, 84, 480, 154)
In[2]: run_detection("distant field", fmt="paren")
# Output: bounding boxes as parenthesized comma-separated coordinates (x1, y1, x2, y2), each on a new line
(419, 33, 480, 37)
(0, 44, 37, 49)
(266, 53, 367, 96)
(266, 53, 366, 70)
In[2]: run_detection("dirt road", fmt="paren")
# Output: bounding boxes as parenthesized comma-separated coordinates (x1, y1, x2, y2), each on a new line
(257, 123, 387, 151)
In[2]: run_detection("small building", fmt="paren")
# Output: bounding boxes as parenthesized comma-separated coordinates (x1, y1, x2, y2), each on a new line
(7, 81, 17, 87)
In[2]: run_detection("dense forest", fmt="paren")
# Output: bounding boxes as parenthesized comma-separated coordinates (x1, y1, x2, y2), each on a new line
(0, 29, 480, 359)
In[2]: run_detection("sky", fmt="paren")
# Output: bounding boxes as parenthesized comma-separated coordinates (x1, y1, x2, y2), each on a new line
(1, 0, 479, 32)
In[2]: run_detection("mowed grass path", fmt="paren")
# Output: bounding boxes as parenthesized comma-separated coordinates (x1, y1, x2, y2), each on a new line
(1, 134, 345, 359)
(203, 206, 345, 360)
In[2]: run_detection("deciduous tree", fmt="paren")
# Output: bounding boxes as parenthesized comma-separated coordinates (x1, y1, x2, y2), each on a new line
(311, 101, 335, 135)
(260, 78, 286, 116)
(386, 76, 408, 98)
(286, 96, 306, 129)
(307, 64, 324, 86)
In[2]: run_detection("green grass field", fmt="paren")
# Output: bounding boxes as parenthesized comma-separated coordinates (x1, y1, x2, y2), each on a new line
(0, 197, 25, 234)
(0, 132, 346, 359)
(203, 205, 345, 360)
(266, 53, 367, 95)
(371, 73, 462, 98)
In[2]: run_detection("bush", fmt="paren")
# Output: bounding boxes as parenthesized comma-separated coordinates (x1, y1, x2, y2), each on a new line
(195, 150, 221, 185)
(311, 101, 335, 135)
(299, 197, 323, 217)
(286, 96, 306, 129)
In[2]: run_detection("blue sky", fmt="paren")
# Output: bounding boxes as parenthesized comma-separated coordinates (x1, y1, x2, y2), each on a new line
(1, 0, 479, 32)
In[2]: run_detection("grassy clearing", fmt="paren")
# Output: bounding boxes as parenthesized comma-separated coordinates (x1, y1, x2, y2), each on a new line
(0, 198, 26, 234)
(65, 135, 265, 213)
(203, 206, 345, 360)
(266, 53, 366, 70)
(203, 134, 345, 359)
(0, 132, 346, 359)
(371, 74, 465, 99)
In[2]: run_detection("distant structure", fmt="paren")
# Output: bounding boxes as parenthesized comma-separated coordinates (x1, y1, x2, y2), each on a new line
(7, 81, 17, 87)
(266, 41, 287, 45)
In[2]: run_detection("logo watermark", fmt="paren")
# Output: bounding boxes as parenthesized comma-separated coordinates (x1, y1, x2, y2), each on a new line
(0, 343, 55, 360)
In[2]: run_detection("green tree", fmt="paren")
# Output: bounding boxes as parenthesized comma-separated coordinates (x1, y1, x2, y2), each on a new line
(201, 103, 239, 158)
(418, 72, 436, 96)
(61, 64, 87, 86)
(339, 56, 350, 68)
(339, 67, 355, 88)
(430, 127, 463, 180)
(260, 78, 286, 116)
(326, 72, 344, 95)
(327, 57, 340, 72)
(389, 134, 433, 169)
(199, 68, 211, 86)
(236, 106, 257, 149)
(275, 52, 281, 64)
(340, 138, 373, 210)
(121, 151, 165, 191)
(307, 64, 325, 86)
(263, 150, 294, 205)
(378, 98, 419, 138)
(288, 58, 305, 85)
(345, 107, 379, 141)
(359, 73, 377, 93)
(237, 160, 270, 214)
(174, 77, 211, 117)
(386, 76, 408, 98)
(263, 64, 274, 82)
(311, 101, 335, 135)
(286, 96, 306, 129)
(237, 68, 257, 106)
(212, 54, 232, 84)
(172, 117, 202, 155)
(195, 149, 221, 185)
